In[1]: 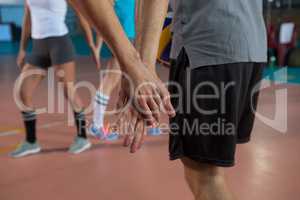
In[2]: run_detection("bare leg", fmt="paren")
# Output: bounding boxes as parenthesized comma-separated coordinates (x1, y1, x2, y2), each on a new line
(17, 64, 45, 145)
(54, 61, 83, 112)
(90, 57, 121, 134)
(55, 61, 88, 141)
(19, 64, 46, 111)
(181, 158, 235, 200)
(11, 63, 45, 157)
(99, 57, 121, 96)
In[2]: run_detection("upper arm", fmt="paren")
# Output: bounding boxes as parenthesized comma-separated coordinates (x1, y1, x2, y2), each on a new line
(23, 0, 31, 26)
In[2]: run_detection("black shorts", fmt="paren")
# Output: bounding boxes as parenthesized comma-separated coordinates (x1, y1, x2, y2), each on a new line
(169, 49, 264, 167)
(26, 34, 75, 69)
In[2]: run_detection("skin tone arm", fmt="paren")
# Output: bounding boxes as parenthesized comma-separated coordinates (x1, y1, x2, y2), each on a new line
(94, 0, 115, 60)
(68, 0, 101, 69)
(135, 0, 169, 74)
(17, 2, 31, 68)
(70, 0, 175, 115)
(70, 0, 175, 153)
(121, 0, 170, 152)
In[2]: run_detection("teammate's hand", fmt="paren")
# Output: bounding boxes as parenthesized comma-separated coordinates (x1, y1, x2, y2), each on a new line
(125, 60, 176, 126)
(114, 85, 146, 153)
(110, 78, 146, 153)
(113, 61, 174, 153)
(123, 108, 146, 153)
(17, 50, 26, 69)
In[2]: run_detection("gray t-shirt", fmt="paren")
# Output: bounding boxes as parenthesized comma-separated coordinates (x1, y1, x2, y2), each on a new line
(170, 0, 267, 68)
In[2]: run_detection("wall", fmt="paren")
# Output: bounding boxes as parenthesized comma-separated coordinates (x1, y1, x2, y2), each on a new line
(0, 0, 22, 5)
(0, 5, 24, 26)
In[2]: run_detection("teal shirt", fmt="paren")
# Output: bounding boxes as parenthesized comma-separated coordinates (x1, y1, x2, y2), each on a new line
(115, 0, 136, 39)
(101, 0, 136, 58)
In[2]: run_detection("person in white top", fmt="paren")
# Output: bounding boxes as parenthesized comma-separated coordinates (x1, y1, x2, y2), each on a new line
(26, 0, 69, 39)
(12, 0, 100, 158)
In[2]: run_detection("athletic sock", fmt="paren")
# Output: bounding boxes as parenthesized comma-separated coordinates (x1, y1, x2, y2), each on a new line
(93, 91, 109, 128)
(22, 111, 37, 144)
(74, 110, 87, 139)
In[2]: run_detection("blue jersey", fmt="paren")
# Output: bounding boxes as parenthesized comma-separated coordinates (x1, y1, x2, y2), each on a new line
(115, 0, 136, 39)
(101, 0, 136, 58)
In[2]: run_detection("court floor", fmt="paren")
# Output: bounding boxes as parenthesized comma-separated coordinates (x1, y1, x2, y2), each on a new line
(0, 55, 299, 200)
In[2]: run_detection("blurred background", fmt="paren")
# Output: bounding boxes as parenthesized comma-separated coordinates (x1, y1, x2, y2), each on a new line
(0, 0, 91, 56)
(0, 2, 300, 200)
(0, 0, 300, 69)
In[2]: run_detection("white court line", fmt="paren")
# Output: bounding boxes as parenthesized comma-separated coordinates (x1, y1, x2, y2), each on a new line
(0, 121, 65, 137)
(0, 130, 21, 137)
(0, 115, 94, 137)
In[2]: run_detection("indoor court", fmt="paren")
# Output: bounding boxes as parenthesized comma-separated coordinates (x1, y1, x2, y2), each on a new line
(1, 57, 300, 200)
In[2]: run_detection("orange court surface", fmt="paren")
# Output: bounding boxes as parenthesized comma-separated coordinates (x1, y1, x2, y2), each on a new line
(0, 56, 300, 200)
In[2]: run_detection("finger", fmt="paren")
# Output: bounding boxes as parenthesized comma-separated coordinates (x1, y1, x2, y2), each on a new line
(130, 118, 145, 153)
(159, 86, 176, 118)
(153, 89, 163, 111)
(151, 87, 164, 121)
(123, 108, 137, 146)
(147, 97, 160, 122)
(164, 96, 176, 117)
(136, 94, 155, 125)
(123, 134, 131, 146)
(137, 120, 146, 150)
(124, 130, 134, 147)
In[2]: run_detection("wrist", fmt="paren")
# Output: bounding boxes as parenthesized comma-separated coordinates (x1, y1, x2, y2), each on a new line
(144, 61, 156, 72)
(119, 48, 142, 73)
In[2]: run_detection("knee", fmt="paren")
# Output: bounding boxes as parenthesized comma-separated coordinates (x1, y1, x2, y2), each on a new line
(57, 79, 73, 98)
(19, 86, 31, 105)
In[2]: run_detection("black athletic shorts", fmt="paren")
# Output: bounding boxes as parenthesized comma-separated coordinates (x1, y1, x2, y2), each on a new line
(26, 34, 75, 69)
(169, 48, 264, 167)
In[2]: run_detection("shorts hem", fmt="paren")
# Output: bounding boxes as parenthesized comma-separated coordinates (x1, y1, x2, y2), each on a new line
(170, 154, 235, 167)
(52, 57, 75, 66)
(27, 58, 75, 69)
(237, 137, 251, 144)
(26, 60, 50, 69)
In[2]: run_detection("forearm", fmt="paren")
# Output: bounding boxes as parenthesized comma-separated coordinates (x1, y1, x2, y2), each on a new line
(136, 0, 169, 73)
(19, 4, 31, 51)
(70, 0, 140, 73)
(134, 0, 143, 52)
